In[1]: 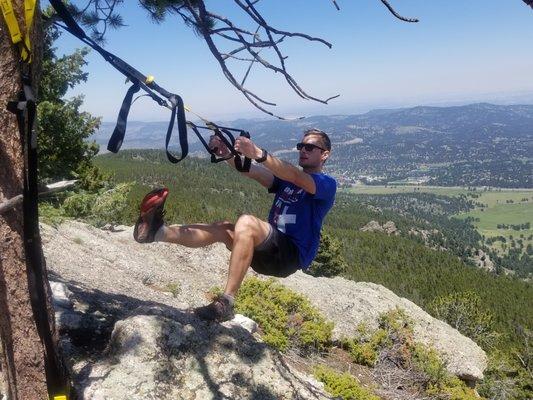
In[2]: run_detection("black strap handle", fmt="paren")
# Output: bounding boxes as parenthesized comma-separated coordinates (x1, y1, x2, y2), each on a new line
(220, 128, 252, 172)
(187, 122, 252, 172)
(165, 95, 189, 163)
(188, 122, 233, 163)
(107, 82, 140, 153)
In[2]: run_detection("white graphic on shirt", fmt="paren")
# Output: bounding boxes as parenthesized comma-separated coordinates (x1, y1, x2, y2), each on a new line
(276, 205, 297, 233)
(271, 185, 303, 232)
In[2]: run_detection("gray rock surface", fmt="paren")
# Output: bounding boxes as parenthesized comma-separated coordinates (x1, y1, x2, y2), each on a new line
(77, 309, 330, 400)
(471, 249, 495, 273)
(360, 220, 399, 235)
(42, 220, 487, 396)
(280, 272, 487, 383)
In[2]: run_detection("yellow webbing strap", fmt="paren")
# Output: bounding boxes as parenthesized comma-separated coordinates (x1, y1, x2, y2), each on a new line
(23, 0, 35, 61)
(0, 0, 36, 62)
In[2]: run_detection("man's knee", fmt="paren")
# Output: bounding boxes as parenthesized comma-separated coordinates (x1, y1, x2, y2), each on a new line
(235, 214, 260, 236)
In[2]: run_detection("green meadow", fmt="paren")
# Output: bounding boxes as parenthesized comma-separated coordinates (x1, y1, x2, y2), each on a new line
(346, 185, 533, 255)
(347, 185, 470, 197)
(457, 192, 533, 254)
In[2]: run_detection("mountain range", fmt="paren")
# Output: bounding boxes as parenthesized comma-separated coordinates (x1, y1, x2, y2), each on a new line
(90, 103, 533, 188)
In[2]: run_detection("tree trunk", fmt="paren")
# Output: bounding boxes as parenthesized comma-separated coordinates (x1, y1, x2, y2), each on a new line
(0, 2, 67, 399)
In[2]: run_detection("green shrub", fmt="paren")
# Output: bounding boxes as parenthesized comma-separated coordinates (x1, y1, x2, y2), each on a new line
(61, 182, 132, 227)
(342, 325, 389, 367)
(165, 282, 181, 298)
(313, 365, 380, 400)
(62, 191, 97, 218)
(90, 183, 133, 226)
(235, 277, 333, 352)
(345, 342, 379, 367)
(306, 232, 348, 277)
(478, 349, 533, 400)
(429, 291, 499, 350)
(411, 344, 449, 387)
(343, 309, 479, 398)
(39, 202, 68, 226)
(343, 309, 412, 367)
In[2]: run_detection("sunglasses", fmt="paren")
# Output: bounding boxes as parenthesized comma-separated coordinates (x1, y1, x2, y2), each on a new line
(296, 142, 326, 152)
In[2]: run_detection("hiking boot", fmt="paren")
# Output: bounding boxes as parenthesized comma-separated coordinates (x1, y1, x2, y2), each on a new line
(133, 188, 169, 243)
(194, 295, 235, 322)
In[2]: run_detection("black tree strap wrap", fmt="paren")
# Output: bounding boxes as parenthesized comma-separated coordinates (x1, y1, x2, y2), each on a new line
(6, 72, 70, 399)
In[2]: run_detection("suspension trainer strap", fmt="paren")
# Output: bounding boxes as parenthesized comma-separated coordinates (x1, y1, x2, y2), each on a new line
(48, 0, 189, 163)
(107, 81, 141, 152)
(187, 122, 233, 163)
(165, 95, 189, 163)
(186, 121, 252, 172)
(2, 3, 70, 395)
(220, 128, 252, 172)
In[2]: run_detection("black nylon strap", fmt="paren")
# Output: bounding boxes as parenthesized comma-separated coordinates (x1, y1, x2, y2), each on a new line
(165, 95, 189, 163)
(7, 74, 70, 398)
(186, 122, 252, 172)
(107, 82, 141, 153)
(219, 128, 252, 172)
(187, 122, 233, 163)
(49, 0, 86, 39)
(49, 0, 190, 165)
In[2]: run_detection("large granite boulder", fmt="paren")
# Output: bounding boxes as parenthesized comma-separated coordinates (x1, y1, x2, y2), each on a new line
(280, 272, 488, 384)
(76, 307, 331, 400)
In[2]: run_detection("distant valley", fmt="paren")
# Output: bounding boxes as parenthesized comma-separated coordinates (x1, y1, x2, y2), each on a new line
(91, 103, 533, 188)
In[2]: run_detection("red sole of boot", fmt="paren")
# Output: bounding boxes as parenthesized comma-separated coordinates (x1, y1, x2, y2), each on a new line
(140, 188, 169, 214)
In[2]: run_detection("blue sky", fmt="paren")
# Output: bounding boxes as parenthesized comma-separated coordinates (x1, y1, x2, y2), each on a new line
(51, 0, 533, 122)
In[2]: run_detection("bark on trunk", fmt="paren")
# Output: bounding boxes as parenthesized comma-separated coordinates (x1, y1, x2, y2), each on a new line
(0, 2, 66, 399)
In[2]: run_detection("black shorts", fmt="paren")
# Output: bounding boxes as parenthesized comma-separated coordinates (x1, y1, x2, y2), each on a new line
(250, 225, 301, 277)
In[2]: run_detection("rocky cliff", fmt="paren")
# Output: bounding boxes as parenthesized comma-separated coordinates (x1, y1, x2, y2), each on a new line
(35, 221, 487, 399)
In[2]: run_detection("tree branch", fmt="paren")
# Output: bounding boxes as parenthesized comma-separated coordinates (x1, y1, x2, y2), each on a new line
(0, 180, 78, 215)
(380, 0, 419, 23)
(69, 0, 419, 118)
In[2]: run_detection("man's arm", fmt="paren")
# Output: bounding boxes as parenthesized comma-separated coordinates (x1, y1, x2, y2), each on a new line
(209, 135, 275, 189)
(225, 156, 275, 189)
(234, 137, 317, 195)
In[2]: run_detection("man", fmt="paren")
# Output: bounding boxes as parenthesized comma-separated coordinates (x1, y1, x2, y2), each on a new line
(133, 128, 337, 322)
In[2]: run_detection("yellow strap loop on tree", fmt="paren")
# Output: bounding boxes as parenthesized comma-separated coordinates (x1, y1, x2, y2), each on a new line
(0, 0, 36, 62)
(23, 0, 35, 61)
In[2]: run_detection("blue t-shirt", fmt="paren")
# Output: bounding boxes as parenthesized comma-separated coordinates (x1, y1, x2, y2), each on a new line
(267, 173, 337, 269)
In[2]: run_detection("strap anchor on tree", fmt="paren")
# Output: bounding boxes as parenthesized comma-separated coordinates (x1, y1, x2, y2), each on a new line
(1, 0, 71, 398)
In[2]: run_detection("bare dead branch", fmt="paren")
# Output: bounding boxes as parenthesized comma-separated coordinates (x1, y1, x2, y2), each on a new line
(380, 0, 419, 23)
(71, 0, 418, 119)
(233, 0, 333, 48)
(0, 180, 78, 215)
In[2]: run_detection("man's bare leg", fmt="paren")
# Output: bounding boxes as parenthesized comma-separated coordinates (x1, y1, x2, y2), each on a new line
(158, 221, 234, 249)
(224, 214, 271, 297)
(193, 214, 271, 321)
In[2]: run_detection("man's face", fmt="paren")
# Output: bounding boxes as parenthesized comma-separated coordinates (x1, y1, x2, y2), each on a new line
(297, 134, 329, 169)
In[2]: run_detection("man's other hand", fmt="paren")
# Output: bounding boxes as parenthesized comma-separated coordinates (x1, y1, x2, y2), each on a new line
(209, 135, 231, 157)
(235, 136, 262, 160)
